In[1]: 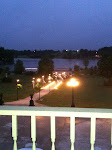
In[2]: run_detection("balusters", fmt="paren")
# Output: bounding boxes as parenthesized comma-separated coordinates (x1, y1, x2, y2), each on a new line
(51, 116, 56, 150)
(12, 115, 17, 150)
(31, 115, 36, 150)
(90, 117, 96, 150)
(111, 119, 112, 150)
(70, 116, 75, 150)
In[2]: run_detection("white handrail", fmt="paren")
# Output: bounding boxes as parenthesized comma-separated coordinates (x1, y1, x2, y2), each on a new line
(0, 106, 112, 118)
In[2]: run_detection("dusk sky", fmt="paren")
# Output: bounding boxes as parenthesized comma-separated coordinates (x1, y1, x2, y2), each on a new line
(0, 0, 112, 51)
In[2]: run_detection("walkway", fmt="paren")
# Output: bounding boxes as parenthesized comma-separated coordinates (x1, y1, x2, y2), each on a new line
(4, 81, 58, 106)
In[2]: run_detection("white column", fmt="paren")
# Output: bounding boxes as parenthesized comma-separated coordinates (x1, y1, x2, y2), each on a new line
(12, 115, 17, 150)
(70, 116, 75, 150)
(111, 119, 112, 150)
(51, 116, 56, 150)
(90, 117, 96, 150)
(31, 115, 36, 150)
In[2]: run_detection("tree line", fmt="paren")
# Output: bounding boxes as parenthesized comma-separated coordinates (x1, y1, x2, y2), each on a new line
(11, 46, 112, 58)
(1, 46, 112, 64)
(1, 53, 112, 86)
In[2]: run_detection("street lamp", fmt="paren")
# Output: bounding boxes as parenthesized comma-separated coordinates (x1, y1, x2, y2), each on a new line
(67, 78, 79, 107)
(16, 79, 20, 100)
(37, 78, 41, 101)
(48, 74, 52, 92)
(42, 75, 46, 85)
(32, 78, 35, 93)
(55, 75, 58, 84)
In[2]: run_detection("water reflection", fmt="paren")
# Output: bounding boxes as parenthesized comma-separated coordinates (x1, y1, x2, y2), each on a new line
(1, 58, 98, 71)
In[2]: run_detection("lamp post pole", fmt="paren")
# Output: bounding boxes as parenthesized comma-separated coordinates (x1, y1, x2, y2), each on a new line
(37, 78, 41, 101)
(38, 83, 40, 100)
(71, 86, 75, 107)
(67, 78, 79, 108)
(16, 79, 19, 100)
(49, 83, 50, 92)
(48, 74, 51, 92)
(32, 78, 35, 93)
(17, 87, 18, 100)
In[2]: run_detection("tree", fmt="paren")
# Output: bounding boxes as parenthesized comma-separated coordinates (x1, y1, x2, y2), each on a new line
(37, 57, 54, 76)
(97, 55, 112, 82)
(79, 49, 89, 58)
(14, 60, 25, 74)
(98, 47, 112, 56)
(0, 47, 14, 64)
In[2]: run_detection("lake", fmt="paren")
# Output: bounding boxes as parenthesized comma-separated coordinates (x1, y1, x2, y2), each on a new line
(2, 58, 98, 71)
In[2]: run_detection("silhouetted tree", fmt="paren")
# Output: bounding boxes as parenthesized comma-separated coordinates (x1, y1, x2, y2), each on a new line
(97, 55, 112, 82)
(98, 47, 112, 56)
(0, 47, 14, 64)
(38, 57, 54, 76)
(14, 60, 25, 74)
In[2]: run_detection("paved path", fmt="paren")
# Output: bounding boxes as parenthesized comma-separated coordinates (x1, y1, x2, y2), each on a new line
(4, 81, 58, 106)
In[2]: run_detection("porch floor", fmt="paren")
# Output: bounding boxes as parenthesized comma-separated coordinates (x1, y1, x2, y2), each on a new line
(0, 115, 111, 150)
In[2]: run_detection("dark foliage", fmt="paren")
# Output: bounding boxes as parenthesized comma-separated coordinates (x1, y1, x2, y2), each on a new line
(98, 47, 112, 56)
(14, 60, 25, 74)
(97, 55, 112, 80)
(0, 47, 14, 64)
(38, 57, 54, 76)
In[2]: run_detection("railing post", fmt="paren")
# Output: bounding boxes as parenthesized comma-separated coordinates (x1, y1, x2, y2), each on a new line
(31, 115, 36, 150)
(51, 116, 56, 150)
(90, 117, 96, 150)
(70, 116, 75, 150)
(111, 119, 112, 150)
(12, 115, 17, 150)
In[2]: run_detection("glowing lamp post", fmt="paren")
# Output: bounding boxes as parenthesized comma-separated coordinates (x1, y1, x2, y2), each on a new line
(32, 80, 35, 88)
(16, 79, 20, 100)
(48, 75, 52, 92)
(37, 78, 41, 100)
(67, 78, 79, 107)
(42, 75, 46, 85)
(32, 78, 35, 93)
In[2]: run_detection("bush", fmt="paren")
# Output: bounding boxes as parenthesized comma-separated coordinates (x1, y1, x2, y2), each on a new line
(1, 77, 12, 83)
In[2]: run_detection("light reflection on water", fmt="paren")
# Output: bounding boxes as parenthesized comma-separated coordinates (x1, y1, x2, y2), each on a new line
(2, 58, 98, 71)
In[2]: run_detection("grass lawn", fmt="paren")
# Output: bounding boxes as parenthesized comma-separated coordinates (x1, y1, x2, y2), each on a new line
(0, 75, 37, 102)
(38, 76, 112, 108)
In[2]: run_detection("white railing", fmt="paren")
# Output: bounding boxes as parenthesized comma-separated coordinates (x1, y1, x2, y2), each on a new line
(0, 106, 112, 150)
